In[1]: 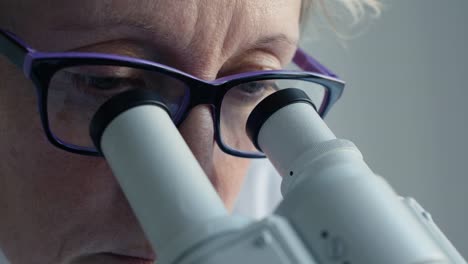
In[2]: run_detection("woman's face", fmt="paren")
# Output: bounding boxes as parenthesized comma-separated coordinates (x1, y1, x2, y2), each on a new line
(0, 0, 301, 263)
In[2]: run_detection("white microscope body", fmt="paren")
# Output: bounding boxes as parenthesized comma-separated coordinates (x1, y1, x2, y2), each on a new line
(90, 89, 467, 264)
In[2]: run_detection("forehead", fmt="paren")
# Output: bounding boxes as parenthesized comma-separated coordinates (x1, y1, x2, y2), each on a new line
(3, 0, 301, 72)
(8, 0, 301, 42)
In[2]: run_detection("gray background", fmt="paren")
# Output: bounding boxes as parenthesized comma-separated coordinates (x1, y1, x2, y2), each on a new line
(302, 0, 468, 259)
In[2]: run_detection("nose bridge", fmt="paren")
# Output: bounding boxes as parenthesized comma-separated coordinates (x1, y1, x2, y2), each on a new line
(175, 80, 217, 126)
(189, 82, 218, 106)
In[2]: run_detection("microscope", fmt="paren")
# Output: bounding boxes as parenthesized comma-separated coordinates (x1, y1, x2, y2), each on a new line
(89, 88, 467, 264)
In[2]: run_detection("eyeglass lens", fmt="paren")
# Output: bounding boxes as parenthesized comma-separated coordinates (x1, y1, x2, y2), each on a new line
(47, 65, 188, 149)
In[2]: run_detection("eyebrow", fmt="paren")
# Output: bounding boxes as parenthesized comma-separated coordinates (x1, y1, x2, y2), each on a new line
(52, 14, 155, 32)
(251, 34, 298, 50)
(54, 16, 298, 46)
(54, 19, 299, 64)
(50, 0, 167, 34)
(52, 5, 299, 61)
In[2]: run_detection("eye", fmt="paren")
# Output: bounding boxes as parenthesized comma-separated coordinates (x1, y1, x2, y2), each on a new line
(63, 71, 145, 95)
(238, 80, 279, 96)
(81, 75, 143, 91)
(223, 80, 279, 107)
(85, 76, 129, 91)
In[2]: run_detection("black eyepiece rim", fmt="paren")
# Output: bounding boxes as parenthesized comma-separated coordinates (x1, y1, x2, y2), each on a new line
(89, 89, 171, 154)
(246, 88, 317, 152)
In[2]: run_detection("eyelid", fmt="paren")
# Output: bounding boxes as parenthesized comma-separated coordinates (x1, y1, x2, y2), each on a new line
(245, 50, 283, 67)
(63, 65, 138, 78)
(219, 51, 283, 77)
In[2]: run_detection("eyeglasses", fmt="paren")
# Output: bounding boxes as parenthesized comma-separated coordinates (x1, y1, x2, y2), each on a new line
(0, 29, 345, 158)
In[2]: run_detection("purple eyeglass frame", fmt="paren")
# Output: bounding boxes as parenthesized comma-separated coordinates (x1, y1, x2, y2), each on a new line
(0, 29, 345, 158)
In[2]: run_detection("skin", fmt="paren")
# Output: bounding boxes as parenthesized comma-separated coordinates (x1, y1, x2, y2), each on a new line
(0, 0, 301, 263)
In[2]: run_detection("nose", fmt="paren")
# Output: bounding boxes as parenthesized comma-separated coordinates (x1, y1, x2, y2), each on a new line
(178, 105, 216, 167)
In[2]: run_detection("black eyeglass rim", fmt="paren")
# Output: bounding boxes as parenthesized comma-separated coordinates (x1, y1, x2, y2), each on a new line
(27, 56, 344, 158)
(1, 29, 345, 158)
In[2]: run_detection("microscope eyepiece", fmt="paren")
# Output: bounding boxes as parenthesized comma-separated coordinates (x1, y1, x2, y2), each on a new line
(246, 88, 316, 152)
(89, 89, 170, 154)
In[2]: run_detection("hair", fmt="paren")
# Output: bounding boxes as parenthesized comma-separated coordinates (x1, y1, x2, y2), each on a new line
(300, 0, 382, 30)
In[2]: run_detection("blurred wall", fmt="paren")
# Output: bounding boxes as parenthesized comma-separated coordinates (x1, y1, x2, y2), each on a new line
(302, 0, 468, 258)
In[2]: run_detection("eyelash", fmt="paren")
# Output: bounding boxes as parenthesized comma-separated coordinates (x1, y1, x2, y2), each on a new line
(227, 80, 279, 104)
(64, 72, 143, 95)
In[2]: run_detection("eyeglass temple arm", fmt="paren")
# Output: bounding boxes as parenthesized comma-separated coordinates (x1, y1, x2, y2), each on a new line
(0, 30, 31, 69)
(293, 48, 339, 79)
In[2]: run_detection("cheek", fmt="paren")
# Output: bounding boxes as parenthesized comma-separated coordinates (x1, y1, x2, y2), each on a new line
(0, 62, 133, 261)
(212, 144, 251, 210)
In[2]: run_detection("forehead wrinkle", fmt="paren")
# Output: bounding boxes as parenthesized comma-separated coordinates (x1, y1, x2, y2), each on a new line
(219, 0, 250, 59)
(183, 1, 275, 68)
(49, 0, 159, 31)
(48, 0, 200, 52)
(23, 0, 298, 71)
(177, 0, 238, 77)
(219, 0, 299, 67)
